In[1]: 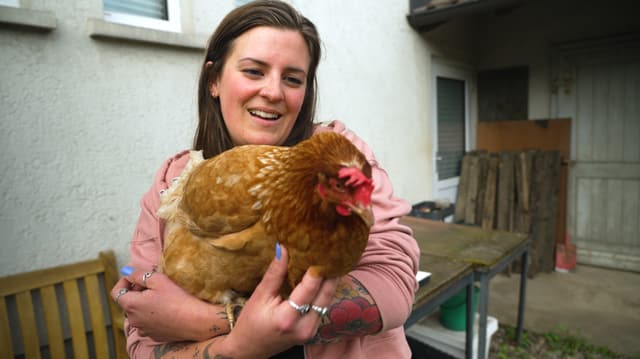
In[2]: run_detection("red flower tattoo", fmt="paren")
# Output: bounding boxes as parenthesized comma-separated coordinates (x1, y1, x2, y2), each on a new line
(319, 296, 382, 339)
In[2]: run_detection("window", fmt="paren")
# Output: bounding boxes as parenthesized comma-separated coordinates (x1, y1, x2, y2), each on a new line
(104, 0, 180, 32)
(436, 77, 466, 181)
(0, 0, 19, 7)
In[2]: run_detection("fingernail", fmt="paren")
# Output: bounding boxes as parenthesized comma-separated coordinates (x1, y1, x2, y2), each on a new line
(275, 242, 281, 260)
(120, 266, 134, 276)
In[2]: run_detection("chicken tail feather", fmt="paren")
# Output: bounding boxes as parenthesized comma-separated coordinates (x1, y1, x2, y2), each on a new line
(157, 151, 204, 220)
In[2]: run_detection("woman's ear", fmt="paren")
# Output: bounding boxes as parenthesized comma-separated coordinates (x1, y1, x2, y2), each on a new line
(205, 61, 219, 98)
(209, 81, 219, 98)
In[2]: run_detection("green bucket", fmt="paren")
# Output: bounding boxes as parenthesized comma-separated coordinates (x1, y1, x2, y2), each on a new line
(439, 286, 479, 331)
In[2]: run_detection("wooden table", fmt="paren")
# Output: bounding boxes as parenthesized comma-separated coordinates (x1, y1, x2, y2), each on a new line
(402, 216, 530, 359)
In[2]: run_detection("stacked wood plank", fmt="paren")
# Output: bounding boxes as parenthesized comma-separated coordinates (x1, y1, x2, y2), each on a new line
(454, 150, 562, 277)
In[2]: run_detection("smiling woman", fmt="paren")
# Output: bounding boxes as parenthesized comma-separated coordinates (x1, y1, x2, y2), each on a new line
(209, 27, 310, 147)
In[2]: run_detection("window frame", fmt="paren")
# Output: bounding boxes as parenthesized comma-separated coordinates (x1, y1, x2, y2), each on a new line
(103, 0, 181, 33)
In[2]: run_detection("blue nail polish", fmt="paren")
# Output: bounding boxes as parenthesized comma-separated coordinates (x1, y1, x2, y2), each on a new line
(120, 266, 134, 276)
(275, 242, 281, 260)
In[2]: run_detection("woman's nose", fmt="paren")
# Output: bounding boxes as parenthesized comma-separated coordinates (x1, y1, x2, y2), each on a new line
(259, 76, 284, 102)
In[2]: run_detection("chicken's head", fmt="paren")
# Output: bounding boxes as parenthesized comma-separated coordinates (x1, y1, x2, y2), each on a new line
(316, 166, 374, 228)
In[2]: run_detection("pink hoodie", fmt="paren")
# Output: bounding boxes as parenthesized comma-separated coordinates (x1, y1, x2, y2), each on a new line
(124, 120, 420, 358)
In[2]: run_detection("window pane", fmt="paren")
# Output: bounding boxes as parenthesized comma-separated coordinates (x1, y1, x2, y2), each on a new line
(0, 0, 19, 7)
(104, 0, 168, 20)
(235, 0, 253, 6)
(437, 77, 466, 181)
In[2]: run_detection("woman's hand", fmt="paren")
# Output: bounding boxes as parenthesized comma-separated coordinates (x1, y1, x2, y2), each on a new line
(112, 245, 339, 358)
(218, 245, 339, 358)
(111, 268, 228, 343)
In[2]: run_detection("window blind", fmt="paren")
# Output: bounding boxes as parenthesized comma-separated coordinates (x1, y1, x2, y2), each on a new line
(436, 77, 466, 181)
(104, 0, 168, 20)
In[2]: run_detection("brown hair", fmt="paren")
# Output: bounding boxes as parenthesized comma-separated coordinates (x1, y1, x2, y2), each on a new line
(194, 0, 321, 159)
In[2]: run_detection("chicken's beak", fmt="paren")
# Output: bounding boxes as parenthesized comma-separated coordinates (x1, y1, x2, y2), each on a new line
(350, 203, 375, 228)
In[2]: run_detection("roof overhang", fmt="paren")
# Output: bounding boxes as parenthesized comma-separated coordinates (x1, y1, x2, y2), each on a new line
(407, 0, 524, 32)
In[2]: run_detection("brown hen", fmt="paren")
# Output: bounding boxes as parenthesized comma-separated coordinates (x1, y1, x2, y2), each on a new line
(157, 131, 374, 326)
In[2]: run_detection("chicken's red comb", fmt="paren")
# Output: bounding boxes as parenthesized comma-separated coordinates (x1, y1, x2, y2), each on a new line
(339, 167, 373, 206)
(338, 167, 372, 187)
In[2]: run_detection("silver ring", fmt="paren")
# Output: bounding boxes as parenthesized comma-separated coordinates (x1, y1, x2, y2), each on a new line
(142, 271, 154, 285)
(311, 305, 328, 316)
(115, 288, 128, 303)
(287, 299, 310, 315)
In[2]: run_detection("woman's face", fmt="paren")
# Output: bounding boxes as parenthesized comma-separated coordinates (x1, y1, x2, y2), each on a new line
(210, 26, 310, 146)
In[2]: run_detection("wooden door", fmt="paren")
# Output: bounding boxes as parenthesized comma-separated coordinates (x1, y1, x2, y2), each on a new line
(552, 34, 640, 272)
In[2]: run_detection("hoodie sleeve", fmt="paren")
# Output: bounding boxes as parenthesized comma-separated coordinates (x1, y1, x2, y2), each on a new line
(124, 150, 190, 359)
(317, 121, 420, 331)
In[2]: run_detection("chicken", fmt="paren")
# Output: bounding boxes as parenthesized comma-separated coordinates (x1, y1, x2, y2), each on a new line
(157, 131, 374, 326)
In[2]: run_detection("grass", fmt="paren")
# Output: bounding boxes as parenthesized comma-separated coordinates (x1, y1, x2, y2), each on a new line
(490, 324, 636, 359)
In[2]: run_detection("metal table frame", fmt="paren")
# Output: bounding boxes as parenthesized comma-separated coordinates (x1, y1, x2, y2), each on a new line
(405, 269, 476, 358)
(473, 240, 530, 359)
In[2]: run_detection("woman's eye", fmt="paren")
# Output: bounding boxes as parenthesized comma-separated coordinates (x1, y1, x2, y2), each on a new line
(284, 76, 304, 86)
(242, 69, 263, 77)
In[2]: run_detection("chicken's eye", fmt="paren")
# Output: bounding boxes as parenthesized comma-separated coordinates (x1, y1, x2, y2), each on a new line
(328, 178, 347, 193)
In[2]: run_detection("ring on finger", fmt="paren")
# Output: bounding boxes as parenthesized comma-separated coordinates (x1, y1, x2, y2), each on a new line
(142, 271, 154, 285)
(288, 299, 310, 315)
(115, 288, 128, 303)
(311, 305, 328, 316)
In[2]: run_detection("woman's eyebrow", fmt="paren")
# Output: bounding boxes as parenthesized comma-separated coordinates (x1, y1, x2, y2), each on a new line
(238, 57, 307, 75)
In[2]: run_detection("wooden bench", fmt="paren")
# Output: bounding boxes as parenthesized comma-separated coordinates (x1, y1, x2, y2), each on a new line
(0, 251, 127, 358)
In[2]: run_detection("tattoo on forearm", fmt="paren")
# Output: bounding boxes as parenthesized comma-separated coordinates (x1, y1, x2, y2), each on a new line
(153, 341, 234, 359)
(310, 276, 382, 344)
(153, 342, 190, 358)
(202, 341, 234, 359)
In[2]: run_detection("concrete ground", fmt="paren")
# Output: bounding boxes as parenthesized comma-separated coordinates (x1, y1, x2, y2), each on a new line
(488, 265, 640, 357)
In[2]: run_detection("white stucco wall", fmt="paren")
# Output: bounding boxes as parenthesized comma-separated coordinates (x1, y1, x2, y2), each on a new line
(0, 1, 433, 275)
(296, 0, 432, 207)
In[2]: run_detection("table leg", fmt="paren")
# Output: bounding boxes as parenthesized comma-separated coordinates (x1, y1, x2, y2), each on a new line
(517, 249, 529, 344)
(477, 273, 489, 359)
(465, 283, 474, 359)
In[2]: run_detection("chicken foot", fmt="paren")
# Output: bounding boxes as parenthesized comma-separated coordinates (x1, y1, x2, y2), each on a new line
(225, 297, 247, 330)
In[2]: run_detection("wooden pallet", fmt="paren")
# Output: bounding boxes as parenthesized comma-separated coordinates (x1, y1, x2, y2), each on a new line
(454, 150, 562, 277)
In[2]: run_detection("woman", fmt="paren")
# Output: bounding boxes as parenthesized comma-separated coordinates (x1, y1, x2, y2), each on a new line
(111, 1, 420, 358)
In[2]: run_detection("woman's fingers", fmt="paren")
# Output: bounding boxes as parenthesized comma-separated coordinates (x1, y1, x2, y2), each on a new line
(285, 269, 323, 317)
(276, 270, 337, 342)
(253, 243, 289, 298)
(310, 277, 338, 317)
(110, 277, 133, 305)
(120, 267, 159, 290)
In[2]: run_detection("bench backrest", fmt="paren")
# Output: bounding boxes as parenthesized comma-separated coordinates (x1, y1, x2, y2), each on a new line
(0, 251, 127, 358)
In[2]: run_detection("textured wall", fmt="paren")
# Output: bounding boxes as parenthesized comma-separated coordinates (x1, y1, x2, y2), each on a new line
(0, 1, 432, 275)
(1, 1, 208, 275)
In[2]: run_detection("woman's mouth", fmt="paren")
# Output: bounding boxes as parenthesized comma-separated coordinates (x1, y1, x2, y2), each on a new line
(249, 109, 282, 121)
